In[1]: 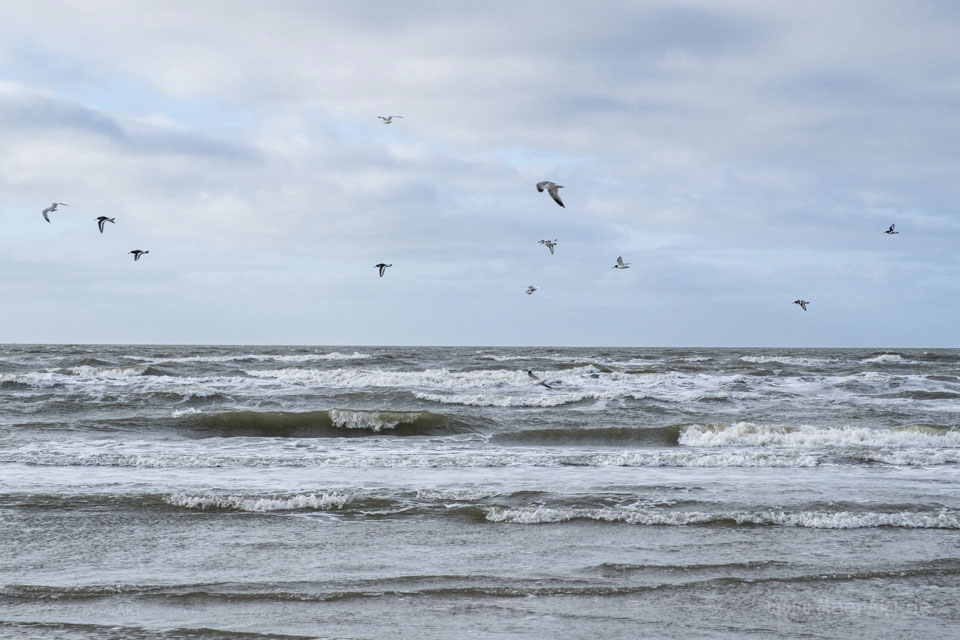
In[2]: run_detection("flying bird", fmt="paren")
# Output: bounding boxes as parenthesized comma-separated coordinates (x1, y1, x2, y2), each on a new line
(539, 239, 558, 255)
(527, 370, 553, 389)
(525, 285, 538, 295)
(129, 250, 149, 262)
(536, 181, 565, 207)
(375, 263, 393, 277)
(885, 224, 899, 235)
(378, 116, 404, 124)
(612, 256, 630, 269)
(41, 202, 68, 222)
(96, 217, 115, 234)
(793, 299, 809, 311)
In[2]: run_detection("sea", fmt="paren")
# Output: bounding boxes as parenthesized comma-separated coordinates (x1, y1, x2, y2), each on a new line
(1, 344, 958, 639)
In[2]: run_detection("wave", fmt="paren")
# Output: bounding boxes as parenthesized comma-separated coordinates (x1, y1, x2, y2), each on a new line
(678, 422, 960, 449)
(491, 426, 683, 447)
(861, 353, 906, 364)
(157, 351, 373, 364)
(176, 408, 480, 438)
(164, 491, 356, 512)
(483, 506, 960, 528)
(739, 355, 838, 367)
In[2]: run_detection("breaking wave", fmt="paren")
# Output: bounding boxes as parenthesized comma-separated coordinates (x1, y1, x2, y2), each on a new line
(176, 409, 479, 438)
(484, 506, 960, 528)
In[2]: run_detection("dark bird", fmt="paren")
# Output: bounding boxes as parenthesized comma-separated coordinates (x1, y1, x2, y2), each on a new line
(96, 216, 115, 233)
(129, 250, 149, 262)
(536, 181, 564, 207)
(375, 263, 392, 277)
(525, 284, 538, 295)
(42, 202, 68, 222)
(793, 299, 809, 311)
(539, 239, 557, 255)
(885, 224, 899, 235)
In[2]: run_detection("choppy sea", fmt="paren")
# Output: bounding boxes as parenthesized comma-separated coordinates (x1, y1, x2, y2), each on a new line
(1, 345, 959, 639)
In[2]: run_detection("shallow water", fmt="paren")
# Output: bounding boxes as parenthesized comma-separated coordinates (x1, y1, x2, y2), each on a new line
(1, 345, 959, 638)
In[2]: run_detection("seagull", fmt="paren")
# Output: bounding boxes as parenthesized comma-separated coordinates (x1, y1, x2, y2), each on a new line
(525, 285, 538, 295)
(539, 239, 558, 255)
(793, 299, 809, 311)
(41, 202, 68, 223)
(885, 224, 899, 235)
(378, 116, 404, 124)
(375, 263, 392, 277)
(95, 216, 115, 234)
(612, 256, 630, 269)
(129, 250, 149, 262)
(536, 181, 564, 207)
(528, 370, 553, 389)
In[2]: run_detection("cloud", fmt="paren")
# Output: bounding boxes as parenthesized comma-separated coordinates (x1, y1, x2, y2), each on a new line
(0, 1, 959, 345)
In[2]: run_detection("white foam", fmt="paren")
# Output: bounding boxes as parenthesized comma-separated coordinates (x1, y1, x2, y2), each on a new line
(164, 491, 352, 512)
(328, 409, 419, 432)
(861, 354, 906, 364)
(739, 355, 837, 367)
(484, 506, 960, 528)
(679, 423, 960, 449)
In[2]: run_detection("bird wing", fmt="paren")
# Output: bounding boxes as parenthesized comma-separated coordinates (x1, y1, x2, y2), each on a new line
(548, 244, 554, 255)
(547, 186, 564, 207)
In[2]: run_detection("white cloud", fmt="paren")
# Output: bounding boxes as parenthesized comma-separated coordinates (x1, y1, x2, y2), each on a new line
(0, 1, 958, 345)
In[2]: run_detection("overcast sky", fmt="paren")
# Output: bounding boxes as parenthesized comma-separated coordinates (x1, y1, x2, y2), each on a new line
(2, 1, 959, 347)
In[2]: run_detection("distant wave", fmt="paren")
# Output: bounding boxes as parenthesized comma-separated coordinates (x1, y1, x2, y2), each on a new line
(176, 408, 480, 438)
(739, 355, 837, 367)
(157, 351, 373, 364)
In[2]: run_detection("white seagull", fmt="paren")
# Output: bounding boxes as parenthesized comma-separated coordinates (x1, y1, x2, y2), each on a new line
(885, 224, 899, 235)
(525, 285, 538, 295)
(42, 202, 68, 223)
(129, 250, 149, 262)
(527, 370, 553, 389)
(793, 299, 809, 311)
(378, 116, 404, 124)
(612, 256, 630, 269)
(536, 181, 565, 208)
(96, 216, 115, 234)
(539, 239, 558, 255)
(374, 263, 392, 277)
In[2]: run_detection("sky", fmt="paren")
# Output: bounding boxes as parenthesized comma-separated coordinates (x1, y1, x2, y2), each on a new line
(1, 1, 959, 347)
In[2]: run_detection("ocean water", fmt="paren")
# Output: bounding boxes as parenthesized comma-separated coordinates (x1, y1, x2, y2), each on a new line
(1, 345, 959, 639)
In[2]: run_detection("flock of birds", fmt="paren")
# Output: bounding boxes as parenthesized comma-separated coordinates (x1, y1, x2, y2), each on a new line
(39, 116, 903, 310)
(41, 201, 148, 261)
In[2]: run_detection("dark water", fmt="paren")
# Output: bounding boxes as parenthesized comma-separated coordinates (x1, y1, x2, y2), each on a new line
(1, 345, 959, 638)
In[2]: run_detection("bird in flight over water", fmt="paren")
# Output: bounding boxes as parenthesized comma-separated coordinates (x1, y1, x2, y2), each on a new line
(375, 263, 392, 277)
(41, 202, 68, 222)
(96, 217, 115, 233)
(539, 239, 557, 255)
(885, 224, 899, 234)
(536, 181, 564, 207)
(378, 116, 403, 124)
(129, 250, 149, 261)
(612, 256, 630, 269)
(528, 370, 553, 389)
(793, 299, 809, 311)
(525, 285, 538, 295)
